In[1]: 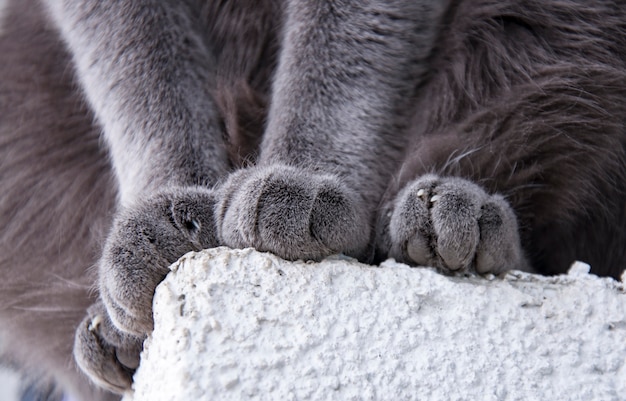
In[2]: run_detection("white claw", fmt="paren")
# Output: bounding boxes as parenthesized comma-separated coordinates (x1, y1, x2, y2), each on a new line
(416, 189, 426, 198)
(430, 195, 441, 203)
(88, 315, 103, 332)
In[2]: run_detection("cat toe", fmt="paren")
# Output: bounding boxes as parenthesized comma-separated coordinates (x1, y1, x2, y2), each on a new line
(473, 196, 527, 274)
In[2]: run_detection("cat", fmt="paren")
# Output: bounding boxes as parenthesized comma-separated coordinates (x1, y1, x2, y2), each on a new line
(1, 0, 624, 400)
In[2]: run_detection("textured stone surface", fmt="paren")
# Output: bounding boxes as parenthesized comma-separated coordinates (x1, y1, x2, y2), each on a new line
(123, 247, 626, 401)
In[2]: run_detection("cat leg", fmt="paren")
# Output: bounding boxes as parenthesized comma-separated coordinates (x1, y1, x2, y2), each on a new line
(376, 0, 626, 276)
(217, 0, 450, 261)
(41, 1, 241, 390)
(43, 0, 230, 204)
(377, 77, 625, 275)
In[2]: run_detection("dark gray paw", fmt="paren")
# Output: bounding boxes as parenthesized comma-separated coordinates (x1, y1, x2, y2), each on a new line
(99, 187, 219, 337)
(215, 165, 370, 261)
(73, 302, 143, 394)
(386, 175, 526, 274)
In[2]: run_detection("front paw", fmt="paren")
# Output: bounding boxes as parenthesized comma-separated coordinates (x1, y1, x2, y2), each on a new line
(385, 175, 526, 274)
(99, 187, 219, 337)
(215, 164, 370, 261)
(76, 187, 219, 392)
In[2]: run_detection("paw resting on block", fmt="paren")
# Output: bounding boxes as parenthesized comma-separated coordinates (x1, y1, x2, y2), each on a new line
(123, 248, 626, 401)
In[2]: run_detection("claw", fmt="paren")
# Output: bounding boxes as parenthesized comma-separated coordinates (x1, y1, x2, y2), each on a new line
(74, 313, 134, 394)
(88, 315, 103, 332)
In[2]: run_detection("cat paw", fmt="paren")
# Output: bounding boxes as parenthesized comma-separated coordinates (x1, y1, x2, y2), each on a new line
(73, 302, 143, 394)
(98, 187, 219, 337)
(215, 164, 370, 261)
(385, 175, 526, 274)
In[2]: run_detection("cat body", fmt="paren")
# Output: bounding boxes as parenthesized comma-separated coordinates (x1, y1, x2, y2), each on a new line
(0, 0, 624, 399)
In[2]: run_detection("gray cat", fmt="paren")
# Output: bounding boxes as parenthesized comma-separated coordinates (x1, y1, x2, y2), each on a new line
(1, 0, 625, 400)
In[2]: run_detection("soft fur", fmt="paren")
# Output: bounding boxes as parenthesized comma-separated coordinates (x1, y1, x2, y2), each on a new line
(0, 0, 624, 400)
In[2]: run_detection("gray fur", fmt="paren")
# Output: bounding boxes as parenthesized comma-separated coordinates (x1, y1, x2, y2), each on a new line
(44, 0, 230, 205)
(0, 0, 625, 400)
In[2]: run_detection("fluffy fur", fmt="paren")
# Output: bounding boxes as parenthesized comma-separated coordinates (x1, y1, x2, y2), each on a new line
(0, 0, 624, 400)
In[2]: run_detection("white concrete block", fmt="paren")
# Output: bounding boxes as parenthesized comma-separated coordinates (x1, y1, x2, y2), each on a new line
(124, 248, 626, 401)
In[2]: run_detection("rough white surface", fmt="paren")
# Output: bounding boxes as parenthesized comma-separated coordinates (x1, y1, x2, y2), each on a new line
(123, 247, 626, 401)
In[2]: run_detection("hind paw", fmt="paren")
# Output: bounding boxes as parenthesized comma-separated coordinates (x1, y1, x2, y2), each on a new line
(386, 175, 526, 274)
